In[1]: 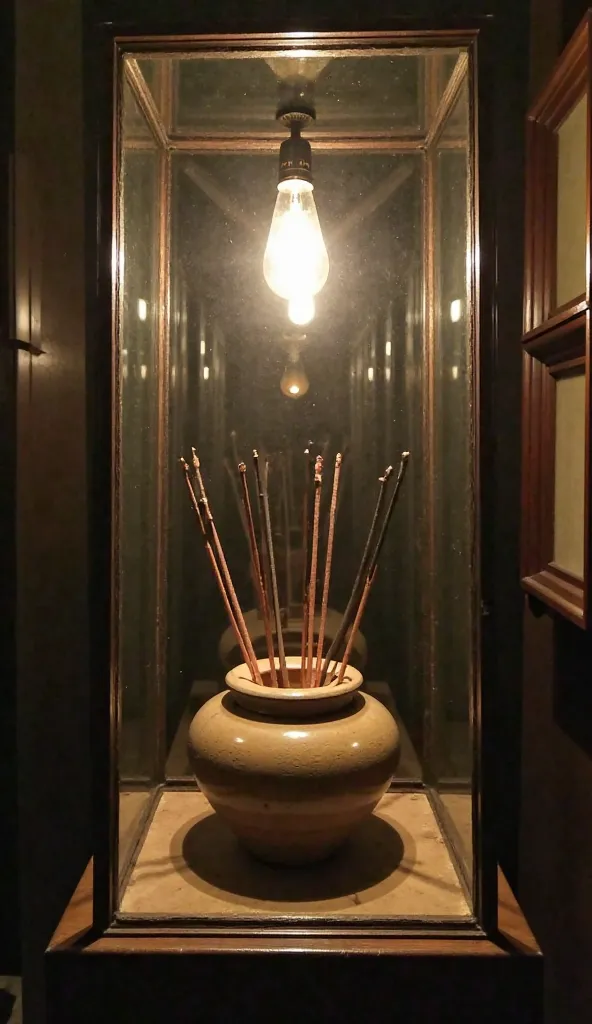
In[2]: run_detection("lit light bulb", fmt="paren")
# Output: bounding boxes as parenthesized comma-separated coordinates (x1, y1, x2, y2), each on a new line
(264, 180, 329, 310)
(280, 354, 309, 399)
(263, 113, 329, 326)
(288, 293, 315, 326)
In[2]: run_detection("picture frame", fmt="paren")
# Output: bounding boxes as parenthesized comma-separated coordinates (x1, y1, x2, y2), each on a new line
(521, 313, 590, 627)
(523, 13, 590, 338)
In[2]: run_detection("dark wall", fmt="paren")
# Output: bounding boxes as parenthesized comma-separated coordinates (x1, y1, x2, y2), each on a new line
(0, 0, 18, 978)
(15, 1, 90, 1020)
(519, 3, 592, 1024)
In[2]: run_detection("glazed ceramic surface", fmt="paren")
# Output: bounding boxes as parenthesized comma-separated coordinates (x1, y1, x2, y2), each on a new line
(188, 657, 401, 865)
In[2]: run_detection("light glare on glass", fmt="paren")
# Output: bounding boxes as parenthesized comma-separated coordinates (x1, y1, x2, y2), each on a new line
(450, 299, 462, 322)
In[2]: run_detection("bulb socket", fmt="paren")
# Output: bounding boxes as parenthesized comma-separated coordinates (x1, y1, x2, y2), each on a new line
(277, 106, 314, 185)
(278, 129, 313, 185)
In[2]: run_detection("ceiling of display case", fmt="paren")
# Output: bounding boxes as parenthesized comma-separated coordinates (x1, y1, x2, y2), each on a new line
(133, 48, 465, 144)
(174, 56, 422, 135)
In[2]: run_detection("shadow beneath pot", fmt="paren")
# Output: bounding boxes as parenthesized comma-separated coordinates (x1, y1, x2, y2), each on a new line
(179, 811, 405, 904)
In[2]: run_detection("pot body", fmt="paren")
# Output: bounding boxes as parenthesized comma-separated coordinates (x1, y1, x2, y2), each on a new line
(188, 659, 400, 865)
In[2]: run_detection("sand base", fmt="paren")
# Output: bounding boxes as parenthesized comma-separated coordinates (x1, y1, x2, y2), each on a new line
(120, 789, 471, 922)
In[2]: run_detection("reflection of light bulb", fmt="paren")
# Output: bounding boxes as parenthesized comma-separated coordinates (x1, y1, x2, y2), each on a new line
(263, 180, 329, 319)
(450, 299, 462, 322)
(137, 298, 147, 321)
(288, 293, 315, 325)
(280, 354, 309, 399)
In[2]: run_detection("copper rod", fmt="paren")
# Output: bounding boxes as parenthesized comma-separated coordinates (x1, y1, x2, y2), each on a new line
(319, 464, 393, 686)
(281, 457, 293, 619)
(180, 460, 254, 680)
(367, 452, 410, 575)
(300, 590, 308, 678)
(335, 567, 377, 685)
(322, 452, 410, 685)
(238, 461, 278, 687)
(254, 451, 289, 688)
(306, 456, 323, 687)
(192, 448, 262, 685)
(300, 449, 313, 684)
(314, 453, 342, 686)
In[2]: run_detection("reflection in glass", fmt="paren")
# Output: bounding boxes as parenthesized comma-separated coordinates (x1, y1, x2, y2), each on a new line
(431, 78, 474, 875)
(117, 80, 161, 875)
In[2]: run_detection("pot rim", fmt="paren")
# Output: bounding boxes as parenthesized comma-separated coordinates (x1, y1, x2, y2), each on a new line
(225, 656, 363, 702)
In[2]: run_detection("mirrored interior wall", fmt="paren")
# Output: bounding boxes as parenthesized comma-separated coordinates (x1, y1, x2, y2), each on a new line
(117, 47, 475, 900)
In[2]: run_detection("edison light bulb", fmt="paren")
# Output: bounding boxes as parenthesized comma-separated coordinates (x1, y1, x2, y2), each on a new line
(263, 113, 329, 326)
(263, 180, 329, 311)
(280, 355, 309, 399)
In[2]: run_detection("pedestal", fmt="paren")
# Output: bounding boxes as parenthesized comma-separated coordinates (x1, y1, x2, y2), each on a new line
(45, 863, 543, 1023)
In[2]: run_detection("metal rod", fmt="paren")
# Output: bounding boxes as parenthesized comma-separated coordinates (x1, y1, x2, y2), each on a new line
(180, 459, 254, 680)
(322, 452, 410, 685)
(192, 448, 262, 685)
(335, 567, 377, 685)
(281, 456, 293, 620)
(319, 464, 393, 686)
(314, 453, 342, 686)
(238, 461, 278, 687)
(367, 452, 410, 575)
(306, 456, 323, 687)
(300, 448, 313, 683)
(254, 451, 289, 688)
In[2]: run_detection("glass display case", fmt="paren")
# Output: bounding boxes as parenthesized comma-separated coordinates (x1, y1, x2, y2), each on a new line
(89, 24, 498, 937)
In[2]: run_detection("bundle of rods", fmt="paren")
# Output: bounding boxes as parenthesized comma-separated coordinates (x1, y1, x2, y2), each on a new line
(181, 447, 410, 688)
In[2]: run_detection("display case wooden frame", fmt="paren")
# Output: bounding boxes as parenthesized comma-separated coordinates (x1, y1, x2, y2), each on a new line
(81, 1, 507, 944)
(521, 312, 591, 627)
(523, 12, 590, 337)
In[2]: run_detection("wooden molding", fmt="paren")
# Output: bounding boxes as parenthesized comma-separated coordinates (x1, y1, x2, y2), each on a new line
(520, 313, 590, 627)
(523, 13, 590, 334)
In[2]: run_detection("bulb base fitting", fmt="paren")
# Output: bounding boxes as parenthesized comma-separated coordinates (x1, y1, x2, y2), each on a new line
(278, 130, 313, 185)
(277, 106, 314, 185)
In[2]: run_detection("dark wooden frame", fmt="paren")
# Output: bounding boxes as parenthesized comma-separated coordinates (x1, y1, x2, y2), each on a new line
(84, 8, 499, 944)
(521, 11, 592, 627)
(523, 12, 590, 337)
(521, 312, 591, 627)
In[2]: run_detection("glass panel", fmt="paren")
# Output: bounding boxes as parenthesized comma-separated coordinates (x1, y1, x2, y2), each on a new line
(431, 75, 474, 879)
(554, 368, 586, 577)
(117, 79, 161, 877)
(556, 92, 588, 309)
(172, 52, 459, 136)
(117, 46, 477, 925)
(166, 149, 425, 779)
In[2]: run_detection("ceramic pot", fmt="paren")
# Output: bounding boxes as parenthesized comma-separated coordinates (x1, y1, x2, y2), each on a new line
(188, 656, 400, 866)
